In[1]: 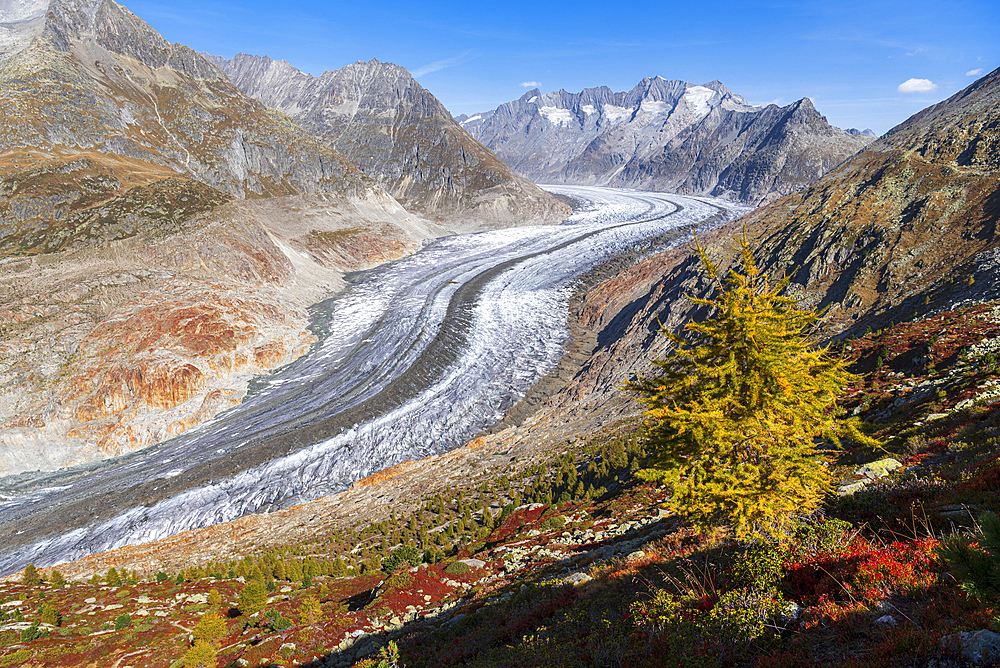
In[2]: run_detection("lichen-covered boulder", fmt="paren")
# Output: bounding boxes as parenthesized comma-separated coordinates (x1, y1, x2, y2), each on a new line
(856, 458, 903, 480)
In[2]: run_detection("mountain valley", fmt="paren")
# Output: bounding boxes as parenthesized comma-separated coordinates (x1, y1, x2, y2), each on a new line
(0, 1, 999, 666)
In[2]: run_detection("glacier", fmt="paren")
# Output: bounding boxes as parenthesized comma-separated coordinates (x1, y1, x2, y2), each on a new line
(0, 186, 749, 575)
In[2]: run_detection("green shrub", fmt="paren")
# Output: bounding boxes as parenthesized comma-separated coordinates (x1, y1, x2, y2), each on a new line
(788, 517, 854, 559)
(38, 603, 61, 627)
(730, 544, 784, 593)
(444, 561, 471, 576)
(384, 570, 414, 593)
(939, 510, 1000, 600)
(299, 596, 322, 626)
(630, 588, 684, 636)
(182, 640, 217, 668)
(238, 581, 268, 617)
(21, 564, 40, 587)
(0, 650, 32, 667)
(539, 515, 566, 531)
(709, 588, 786, 641)
(114, 613, 132, 630)
(382, 544, 422, 574)
(20, 622, 47, 642)
(155, 571, 169, 583)
(632, 585, 786, 652)
(982, 351, 999, 374)
(192, 611, 227, 648)
(264, 608, 293, 631)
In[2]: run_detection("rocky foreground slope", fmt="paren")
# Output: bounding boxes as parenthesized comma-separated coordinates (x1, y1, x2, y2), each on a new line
(460, 78, 874, 205)
(208, 54, 568, 227)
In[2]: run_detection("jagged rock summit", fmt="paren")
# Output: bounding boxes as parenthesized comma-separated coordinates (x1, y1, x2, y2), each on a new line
(207, 53, 568, 226)
(459, 78, 874, 205)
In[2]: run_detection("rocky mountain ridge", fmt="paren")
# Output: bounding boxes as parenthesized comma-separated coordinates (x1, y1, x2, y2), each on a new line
(459, 77, 874, 205)
(207, 53, 568, 226)
(0, 0, 379, 201)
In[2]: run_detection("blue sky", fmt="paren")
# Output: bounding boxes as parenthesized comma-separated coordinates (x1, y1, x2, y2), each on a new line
(126, 0, 997, 135)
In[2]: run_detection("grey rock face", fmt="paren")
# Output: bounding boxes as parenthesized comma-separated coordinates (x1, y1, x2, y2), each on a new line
(941, 629, 1000, 665)
(461, 78, 873, 205)
(209, 53, 567, 224)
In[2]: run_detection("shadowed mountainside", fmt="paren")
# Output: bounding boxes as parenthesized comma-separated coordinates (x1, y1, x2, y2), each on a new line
(207, 53, 569, 227)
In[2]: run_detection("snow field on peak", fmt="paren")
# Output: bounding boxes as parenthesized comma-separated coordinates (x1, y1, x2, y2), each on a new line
(600, 104, 632, 125)
(639, 100, 670, 116)
(540, 106, 575, 128)
(683, 85, 717, 117)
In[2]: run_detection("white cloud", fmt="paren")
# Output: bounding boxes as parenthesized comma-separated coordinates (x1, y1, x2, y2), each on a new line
(897, 78, 938, 94)
(520, 81, 541, 88)
(411, 50, 475, 78)
(966, 68, 985, 77)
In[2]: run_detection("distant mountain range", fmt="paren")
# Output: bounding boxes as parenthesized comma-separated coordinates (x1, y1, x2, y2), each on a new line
(458, 79, 874, 205)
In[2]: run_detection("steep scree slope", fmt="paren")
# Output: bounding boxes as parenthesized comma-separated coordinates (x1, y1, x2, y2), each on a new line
(559, 66, 1000, 417)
